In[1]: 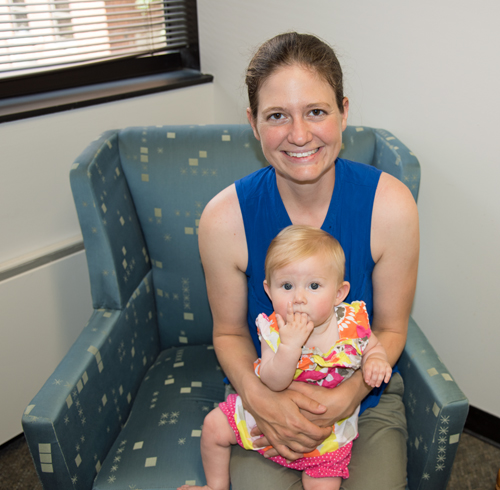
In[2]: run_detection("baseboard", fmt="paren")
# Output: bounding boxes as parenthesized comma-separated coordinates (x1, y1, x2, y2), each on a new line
(0, 433, 24, 451)
(464, 405, 500, 449)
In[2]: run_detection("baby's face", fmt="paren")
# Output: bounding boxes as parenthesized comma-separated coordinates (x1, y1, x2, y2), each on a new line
(265, 254, 342, 329)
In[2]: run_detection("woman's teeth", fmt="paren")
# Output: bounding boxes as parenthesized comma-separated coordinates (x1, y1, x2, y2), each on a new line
(285, 148, 319, 158)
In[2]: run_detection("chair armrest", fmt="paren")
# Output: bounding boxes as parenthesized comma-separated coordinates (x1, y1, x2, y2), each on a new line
(372, 128, 421, 202)
(399, 317, 469, 490)
(22, 272, 160, 490)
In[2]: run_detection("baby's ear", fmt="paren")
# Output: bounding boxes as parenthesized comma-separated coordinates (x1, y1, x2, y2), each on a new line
(263, 280, 271, 299)
(335, 281, 350, 305)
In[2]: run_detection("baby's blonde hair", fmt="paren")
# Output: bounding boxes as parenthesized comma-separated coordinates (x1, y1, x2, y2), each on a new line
(265, 225, 345, 285)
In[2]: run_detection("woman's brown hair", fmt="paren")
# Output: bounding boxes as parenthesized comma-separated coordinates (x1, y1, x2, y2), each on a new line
(246, 32, 344, 121)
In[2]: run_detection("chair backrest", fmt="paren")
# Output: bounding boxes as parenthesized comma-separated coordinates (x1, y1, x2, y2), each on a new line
(71, 124, 420, 351)
(118, 125, 267, 349)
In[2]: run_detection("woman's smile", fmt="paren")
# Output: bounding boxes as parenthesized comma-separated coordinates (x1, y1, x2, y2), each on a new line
(284, 148, 320, 158)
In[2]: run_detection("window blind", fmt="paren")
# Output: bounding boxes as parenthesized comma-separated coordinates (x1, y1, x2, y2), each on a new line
(0, 0, 193, 79)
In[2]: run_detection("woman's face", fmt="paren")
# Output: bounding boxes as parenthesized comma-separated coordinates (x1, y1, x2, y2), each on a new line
(247, 64, 349, 186)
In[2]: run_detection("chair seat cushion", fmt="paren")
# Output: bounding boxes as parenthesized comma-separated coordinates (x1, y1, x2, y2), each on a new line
(93, 344, 225, 489)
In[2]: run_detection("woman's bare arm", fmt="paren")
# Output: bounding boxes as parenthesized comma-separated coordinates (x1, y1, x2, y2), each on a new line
(370, 172, 419, 360)
(199, 185, 257, 392)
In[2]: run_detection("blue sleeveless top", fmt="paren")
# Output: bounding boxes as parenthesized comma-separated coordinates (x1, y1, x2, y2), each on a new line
(235, 158, 386, 412)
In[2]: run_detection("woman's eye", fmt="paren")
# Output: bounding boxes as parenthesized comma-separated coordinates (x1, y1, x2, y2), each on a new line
(269, 113, 284, 120)
(283, 283, 293, 290)
(310, 283, 320, 290)
(310, 109, 324, 116)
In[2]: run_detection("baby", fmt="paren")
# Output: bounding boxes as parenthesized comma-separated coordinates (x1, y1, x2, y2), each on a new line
(179, 225, 392, 490)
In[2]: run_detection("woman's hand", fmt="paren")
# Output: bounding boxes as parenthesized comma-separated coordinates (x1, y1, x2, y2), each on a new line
(287, 371, 369, 427)
(248, 367, 370, 459)
(246, 385, 332, 461)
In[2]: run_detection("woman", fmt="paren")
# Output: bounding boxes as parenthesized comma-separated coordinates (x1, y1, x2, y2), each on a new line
(198, 32, 419, 489)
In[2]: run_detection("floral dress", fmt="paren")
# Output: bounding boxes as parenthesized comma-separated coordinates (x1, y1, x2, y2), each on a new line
(218, 301, 373, 479)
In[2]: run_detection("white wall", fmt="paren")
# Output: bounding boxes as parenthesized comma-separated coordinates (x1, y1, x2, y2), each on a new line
(0, 84, 215, 444)
(0, 252, 92, 444)
(197, 0, 500, 417)
(0, 84, 214, 264)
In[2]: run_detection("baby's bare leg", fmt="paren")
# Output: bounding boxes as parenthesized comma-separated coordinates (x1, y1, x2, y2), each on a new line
(302, 472, 342, 490)
(177, 407, 237, 490)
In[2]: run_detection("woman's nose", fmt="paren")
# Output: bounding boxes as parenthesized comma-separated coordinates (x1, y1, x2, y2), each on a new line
(288, 118, 312, 146)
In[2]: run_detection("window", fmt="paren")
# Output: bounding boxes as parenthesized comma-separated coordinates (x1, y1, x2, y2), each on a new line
(9, 0, 29, 30)
(0, 0, 210, 121)
(52, 0, 74, 39)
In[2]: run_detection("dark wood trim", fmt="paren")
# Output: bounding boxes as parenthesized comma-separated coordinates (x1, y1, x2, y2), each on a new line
(0, 433, 24, 451)
(0, 70, 213, 123)
(464, 405, 500, 449)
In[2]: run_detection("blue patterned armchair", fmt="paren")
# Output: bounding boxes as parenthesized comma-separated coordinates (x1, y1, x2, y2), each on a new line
(22, 125, 468, 490)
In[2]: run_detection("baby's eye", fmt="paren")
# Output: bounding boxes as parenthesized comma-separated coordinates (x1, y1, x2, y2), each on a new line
(282, 283, 293, 290)
(310, 283, 320, 290)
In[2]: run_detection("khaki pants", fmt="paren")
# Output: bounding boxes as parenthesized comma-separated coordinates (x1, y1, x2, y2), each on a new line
(229, 373, 408, 490)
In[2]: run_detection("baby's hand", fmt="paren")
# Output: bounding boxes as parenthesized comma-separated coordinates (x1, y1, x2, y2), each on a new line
(276, 302, 314, 349)
(363, 356, 392, 388)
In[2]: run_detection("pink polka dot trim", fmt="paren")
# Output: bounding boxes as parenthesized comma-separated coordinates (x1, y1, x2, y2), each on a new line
(219, 394, 354, 479)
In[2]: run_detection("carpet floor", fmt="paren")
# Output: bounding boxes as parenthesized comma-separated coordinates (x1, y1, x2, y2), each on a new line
(1, 431, 499, 489)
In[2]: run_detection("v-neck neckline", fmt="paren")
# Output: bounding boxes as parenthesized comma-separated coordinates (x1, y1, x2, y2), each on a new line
(269, 159, 343, 231)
